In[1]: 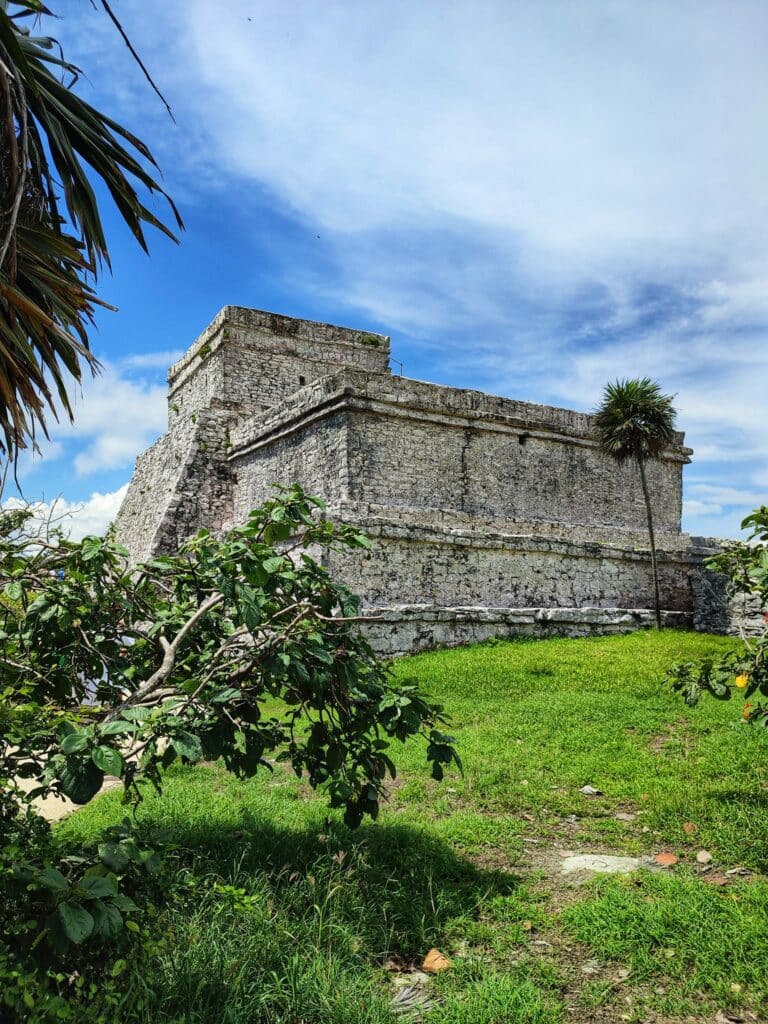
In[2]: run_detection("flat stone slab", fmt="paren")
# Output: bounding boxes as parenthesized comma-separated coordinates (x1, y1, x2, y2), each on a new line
(560, 853, 643, 875)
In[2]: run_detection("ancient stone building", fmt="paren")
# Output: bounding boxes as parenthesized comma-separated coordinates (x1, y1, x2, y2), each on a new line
(115, 306, 730, 655)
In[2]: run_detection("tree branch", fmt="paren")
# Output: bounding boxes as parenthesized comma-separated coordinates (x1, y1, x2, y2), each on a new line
(105, 591, 224, 718)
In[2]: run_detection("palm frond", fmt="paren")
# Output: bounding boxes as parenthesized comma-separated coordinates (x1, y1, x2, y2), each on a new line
(593, 377, 677, 464)
(0, 1, 183, 464)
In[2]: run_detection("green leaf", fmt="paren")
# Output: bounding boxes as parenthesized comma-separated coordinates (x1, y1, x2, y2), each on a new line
(171, 730, 203, 762)
(262, 556, 285, 573)
(59, 760, 104, 804)
(111, 892, 140, 917)
(61, 731, 89, 754)
(99, 719, 141, 736)
(90, 901, 123, 939)
(98, 842, 130, 873)
(78, 874, 118, 899)
(57, 901, 94, 944)
(38, 867, 69, 892)
(111, 893, 139, 913)
(121, 706, 151, 722)
(3, 580, 23, 601)
(210, 687, 241, 703)
(91, 745, 124, 776)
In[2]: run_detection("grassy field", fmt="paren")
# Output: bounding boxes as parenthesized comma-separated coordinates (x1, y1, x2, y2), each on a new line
(58, 630, 768, 1023)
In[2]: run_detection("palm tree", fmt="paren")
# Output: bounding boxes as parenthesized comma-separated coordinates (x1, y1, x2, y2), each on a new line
(593, 378, 677, 630)
(0, 0, 182, 465)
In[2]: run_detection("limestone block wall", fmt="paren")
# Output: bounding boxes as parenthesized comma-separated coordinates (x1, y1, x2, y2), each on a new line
(231, 411, 351, 517)
(116, 305, 747, 656)
(344, 405, 682, 534)
(117, 309, 390, 567)
(115, 409, 233, 563)
(223, 368, 696, 639)
(227, 369, 688, 541)
(689, 538, 765, 636)
(166, 306, 390, 427)
(114, 430, 183, 564)
(361, 608, 690, 657)
(322, 521, 693, 612)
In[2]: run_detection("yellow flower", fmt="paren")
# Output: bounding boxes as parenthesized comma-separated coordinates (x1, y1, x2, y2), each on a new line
(734, 673, 749, 689)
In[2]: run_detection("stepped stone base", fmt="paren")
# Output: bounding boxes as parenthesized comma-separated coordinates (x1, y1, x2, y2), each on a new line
(361, 605, 690, 657)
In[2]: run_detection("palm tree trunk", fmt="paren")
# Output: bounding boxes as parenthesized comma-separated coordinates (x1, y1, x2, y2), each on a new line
(637, 456, 662, 630)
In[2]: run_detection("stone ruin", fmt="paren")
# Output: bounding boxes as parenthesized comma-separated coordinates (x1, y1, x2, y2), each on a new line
(115, 306, 745, 655)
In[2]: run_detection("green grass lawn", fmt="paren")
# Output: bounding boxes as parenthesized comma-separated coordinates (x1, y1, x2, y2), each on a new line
(57, 630, 768, 1023)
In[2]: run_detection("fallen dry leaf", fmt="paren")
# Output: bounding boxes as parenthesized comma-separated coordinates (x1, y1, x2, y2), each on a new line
(615, 812, 636, 822)
(556, 849, 576, 858)
(654, 852, 678, 867)
(682, 821, 698, 835)
(522, 920, 533, 932)
(580, 784, 603, 796)
(703, 874, 730, 886)
(422, 948, 451, 973)
(696, 850, 713, 864)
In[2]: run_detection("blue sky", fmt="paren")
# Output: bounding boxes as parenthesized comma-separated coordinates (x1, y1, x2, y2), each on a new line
(16, 0, 768, 538)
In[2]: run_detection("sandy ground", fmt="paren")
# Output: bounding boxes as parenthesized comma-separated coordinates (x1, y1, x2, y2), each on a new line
(15, 775, 122, 822)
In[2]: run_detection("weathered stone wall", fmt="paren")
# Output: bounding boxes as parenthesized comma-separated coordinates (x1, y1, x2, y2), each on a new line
(228, 369, 688, 541)
(117, 307, 389, 563)
(343, 403, 682, 534)
(361, 607, 690, 657)
(115, 409, 233, 563)
(321, 517, 693, 612)
(689, 538, 765, 636)
(232, 413, 350, 520)
(167, 306, 390, 426)
(114, 305, 745, 656)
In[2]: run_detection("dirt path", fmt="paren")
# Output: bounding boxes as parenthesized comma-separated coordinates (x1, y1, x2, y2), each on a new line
(15, 775, 121, 823)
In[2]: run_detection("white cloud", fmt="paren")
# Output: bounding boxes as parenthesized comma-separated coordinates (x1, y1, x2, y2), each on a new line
(51, 1, 768, 540)
(49, 363, 167, 477)
(4, 486, 129, 541)
(121, 351, 183, 370)
(170, 0, 767, 289)
(683, 500, 723, 519)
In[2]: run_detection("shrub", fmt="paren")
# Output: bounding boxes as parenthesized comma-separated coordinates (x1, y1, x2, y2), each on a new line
(668, 506, 768, 724)
(0, 485, 459, 1017)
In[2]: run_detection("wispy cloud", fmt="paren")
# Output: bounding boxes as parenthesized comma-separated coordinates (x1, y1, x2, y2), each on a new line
(68, 365, 167, 476)
(49, 1, 768, 538)
(122, 350, 183, 370)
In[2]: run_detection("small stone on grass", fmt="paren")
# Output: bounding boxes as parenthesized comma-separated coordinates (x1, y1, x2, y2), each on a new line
(560, 853, 642, 875)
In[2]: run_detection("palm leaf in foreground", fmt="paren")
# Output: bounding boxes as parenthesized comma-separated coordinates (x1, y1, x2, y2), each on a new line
(0, 0, 183, 463)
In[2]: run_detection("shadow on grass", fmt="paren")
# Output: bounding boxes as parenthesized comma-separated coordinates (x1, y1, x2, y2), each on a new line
(131, 805, 522, 959)
(59, 806, 528, 1023)
(713, 788, 768, 812)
